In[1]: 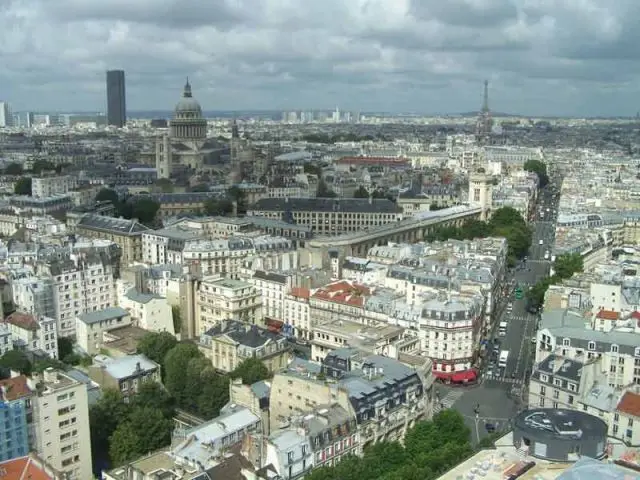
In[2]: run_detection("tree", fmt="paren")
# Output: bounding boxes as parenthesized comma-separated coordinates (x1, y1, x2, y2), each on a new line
(523, 159, 549, 187)
(204, 197, 233, 216)
(33, 358, 67, 373)
(137, 331, 177, 368)
(317, 178, 337, 198)
(57, 337, 74, 360)
(95, 188, 119, 204)
(131, 382, 175, 418)
(90, 389, 129, 470)
(154, 178, 174, 193)
(227, 186, 247, 214)
(554, 253, 583, 280)
(109, 422, 142, 466)
(489, 206, 526, 230)
(354, 186, 369, 198)
(0, 350, 32, 375)
(171, 306, 182, 334)
(230, 357, 270, 385)
(303, 163, 322, 176)
(31, 159, 55, 175)
(131, 197, 160, 225)
(194, 368, 230, 419)
(163, 343, 204, 407)
(14, 177, 32, 195)
(4, 163, 23, 175)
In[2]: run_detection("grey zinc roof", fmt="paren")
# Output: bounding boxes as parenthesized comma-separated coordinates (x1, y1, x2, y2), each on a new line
(541, 308, 640, 354)
(102, 354, 159, 380)
(125, 288, 161, 304)
(249, 197, 403, 214)
(250, 380, 270, 400)
(556, 456, 640, 480)
(253, 270, 288, 284)
(77, 306, 129, 325)
(78, 213, 150, 235)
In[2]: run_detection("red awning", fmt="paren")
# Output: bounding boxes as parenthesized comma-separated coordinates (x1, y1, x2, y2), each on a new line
(264, 318, 284, 332)
(432, 370, 454, 380)
(451, 369, 477, 383)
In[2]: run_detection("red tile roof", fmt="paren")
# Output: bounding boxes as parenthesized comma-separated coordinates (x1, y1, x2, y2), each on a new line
(0, 375, 32, 401)
(311, 281, 371, 307)
(617, 392, 640, 418)
(289, 287, 310, 299)
(596, 309, 618, 320)
(0, 455, 55, 480)
(5, 311, 39, 331)
(631, 311, 640, 320)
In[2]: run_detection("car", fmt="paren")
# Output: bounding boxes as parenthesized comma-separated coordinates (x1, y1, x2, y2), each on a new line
(539, 239, 544, 245)
(486, 368, 494, 378)
(498, 330, 506, 337)
(485, 423, 496, 433)
(531, 336, 537, 344)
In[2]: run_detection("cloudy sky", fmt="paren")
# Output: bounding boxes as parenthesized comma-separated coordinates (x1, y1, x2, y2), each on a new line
(1, 0, 638, 116)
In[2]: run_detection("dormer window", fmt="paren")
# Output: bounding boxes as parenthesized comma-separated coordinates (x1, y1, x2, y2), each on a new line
(611, 344, 619, 354)
(588, 341, 596, 351)
(562, 338, 570, 347)
(635, 347, 640, 357)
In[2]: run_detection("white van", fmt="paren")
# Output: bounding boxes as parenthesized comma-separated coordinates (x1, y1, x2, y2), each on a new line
(539, 239, 543, 245)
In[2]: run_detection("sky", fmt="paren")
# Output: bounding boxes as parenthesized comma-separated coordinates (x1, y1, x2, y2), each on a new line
(2, 0, 640, 117)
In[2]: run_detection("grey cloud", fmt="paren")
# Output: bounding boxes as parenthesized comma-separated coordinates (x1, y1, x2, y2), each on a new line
(2, 0, 640, 115)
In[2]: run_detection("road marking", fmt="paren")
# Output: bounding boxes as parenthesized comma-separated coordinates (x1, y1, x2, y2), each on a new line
(434, 389, 465, 413)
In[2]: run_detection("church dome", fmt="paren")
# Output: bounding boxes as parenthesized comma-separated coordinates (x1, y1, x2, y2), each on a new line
(174, 79, 202, 117)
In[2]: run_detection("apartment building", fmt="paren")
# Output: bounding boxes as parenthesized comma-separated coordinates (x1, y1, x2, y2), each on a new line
(75, 307, 132, 355)
(247, 197, 403, 235)
(31, 176, 76, 198)
(535, 308, 640, 389)
(75, 214, 150, 267)
(4, 312, 58, 359)
(196, 276, 262, 334)
(612, 391, 640, 447)
(309, 280, 371, 325)
(283, 287, 312, 340)
(121, 290, 174, 334)
(88, 354, 161, 398)
(36, 252, 117, 338)
(141, 225, 204, 265)
(0, 323, 12, 357)
(251, 270, 292, 322)
(29, 368, 93, 480)
(0, 375, 31, 461)
(199, 320, 290, 373)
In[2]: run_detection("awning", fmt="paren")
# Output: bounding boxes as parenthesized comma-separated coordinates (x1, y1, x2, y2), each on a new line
(264, 318, 284, 332)
(451, 369, 477, 383)
(432, 370, 454, 380)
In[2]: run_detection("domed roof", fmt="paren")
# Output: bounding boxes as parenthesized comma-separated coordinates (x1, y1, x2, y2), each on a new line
(174, 79, 202, 116)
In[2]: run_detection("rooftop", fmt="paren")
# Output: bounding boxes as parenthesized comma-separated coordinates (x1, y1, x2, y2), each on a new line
(0, 375, 31, 402)
(93, 354, 158, 380)
(513, 409, 608, 441)
(77, 306, 129, 325)
(616, 391, 640, 418)
(77, 213, 150, 235)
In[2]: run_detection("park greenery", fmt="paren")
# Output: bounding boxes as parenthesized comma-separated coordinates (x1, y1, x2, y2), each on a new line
(426, 206, 532, 265)
(523, 159, 549, 188)
(89, 331, 272, 469)
(305, 410, 474, 480)
(14, 177, 32, 195)
(317, 177, 337, 198)
(526, 253, 584, 309)
(353, 186, 388, 199)
(95, 188, 160, 226)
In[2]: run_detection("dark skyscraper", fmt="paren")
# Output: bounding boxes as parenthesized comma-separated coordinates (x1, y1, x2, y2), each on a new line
(106, 70, 126, 127)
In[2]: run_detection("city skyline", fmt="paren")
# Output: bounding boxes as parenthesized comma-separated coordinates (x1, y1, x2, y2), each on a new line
(2, 1, 640, 117)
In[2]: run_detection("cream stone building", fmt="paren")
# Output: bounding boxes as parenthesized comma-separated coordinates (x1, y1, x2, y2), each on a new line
(196, 276, 262, 333)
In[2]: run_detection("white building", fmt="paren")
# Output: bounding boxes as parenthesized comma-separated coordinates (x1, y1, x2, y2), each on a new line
(196, 277, 262, 334)
(75, 307, 132, 355)
(265, 429, 313, 479)
(250, 270, 292, 321)
(29, 368, 93, 480)
(4, 312, 58, 359)
(31, 176, 76, 198)
(122, 289, 175, 334)
(0, 102, 12, 127)
(283, 287, 312, 340)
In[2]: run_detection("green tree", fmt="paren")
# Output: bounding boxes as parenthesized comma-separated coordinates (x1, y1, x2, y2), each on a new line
(33, 358, 67, 373)
(14, 177, 32, 195)
(0, 350, 32, 375)
(195, 368, 230, 419)
(4, 163, 23, 175)
(354, 186, 369, 198)
(163, 343, 203, 407)
(317, 178, 337, 198)
(31, 159, 55, 175)
(227, 186, 247, 214)
(57, 337, 74, 360)
(95, 188, 119, 204)
(230, 357, 270, 385)
(109, 422, 142, 466)
(131, 381, 176, 418)
(131, 197, 160, 225)
(523, 159, 549, 187)
(303, 163, 322, 176)
(554, 253, 583, 280)
(171, 306, 182, 334)
(489, 206, 526, 230)
(204, 197, 233, 216)
(90, 389, 129, 469)
(137, 331, 177, 368)
(154, 178, 174, 193)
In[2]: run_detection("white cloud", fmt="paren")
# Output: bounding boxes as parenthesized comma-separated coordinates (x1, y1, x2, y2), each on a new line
(0, 0, 639, 115)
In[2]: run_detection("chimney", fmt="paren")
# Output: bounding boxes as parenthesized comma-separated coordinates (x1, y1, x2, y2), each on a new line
(368, 195, 373, 205)
(136, 362, 141, 371)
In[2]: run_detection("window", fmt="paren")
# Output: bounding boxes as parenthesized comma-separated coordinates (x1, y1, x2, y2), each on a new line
(287, 451, 294, 463)
(635, 347, 640, 357)
(588, 341, 596, 351)
(562, 338, 570, 347)
(611, 344, 619, 354)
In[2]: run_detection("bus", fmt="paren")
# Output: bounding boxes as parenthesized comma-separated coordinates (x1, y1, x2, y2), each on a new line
(498, 350, 509, 368)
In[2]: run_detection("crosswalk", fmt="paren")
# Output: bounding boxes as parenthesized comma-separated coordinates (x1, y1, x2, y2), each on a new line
(433, 389, 465, 413)
(484, 376, 526, 387)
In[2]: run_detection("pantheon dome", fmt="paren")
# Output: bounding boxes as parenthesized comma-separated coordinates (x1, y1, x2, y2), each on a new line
(170, 79, 207, 140)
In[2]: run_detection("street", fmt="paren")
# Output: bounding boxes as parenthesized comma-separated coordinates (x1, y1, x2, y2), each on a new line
(434, 180, 560, 443)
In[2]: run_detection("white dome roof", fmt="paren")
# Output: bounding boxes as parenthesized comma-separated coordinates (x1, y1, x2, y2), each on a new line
(174, 79, 202, 116)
